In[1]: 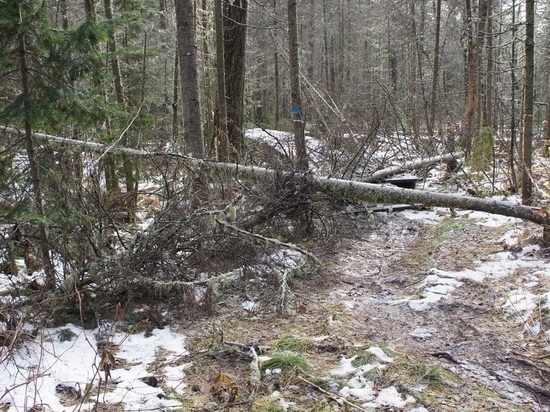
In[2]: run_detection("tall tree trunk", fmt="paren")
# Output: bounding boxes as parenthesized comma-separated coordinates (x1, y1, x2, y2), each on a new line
(475, 0, 488, 127)
(176, 0, 204, 158)
(273, 0, 280, 126)
(510, 0, 518, 191)
(288, 0, 308, 171)
(223, 0, 248, 160)
(172, 51, 179, 141)
(522, 0, 534, 205)
(462, 0, 476, 155)
(104, 0, 137, 221)
(200, 0, 214, 154)
(429, 0, 442, 137)
(484, 0, 493, 128)
(322, 0, 331, 91)
(18, 6, 55, 289)
(215, 0, 229, 161)
(545, 73, 550, 158)
(413, 0, 429, 137)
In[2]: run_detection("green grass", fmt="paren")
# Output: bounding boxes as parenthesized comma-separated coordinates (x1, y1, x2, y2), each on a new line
(275, 335, 313, 352)
(262, 350, 310, 372)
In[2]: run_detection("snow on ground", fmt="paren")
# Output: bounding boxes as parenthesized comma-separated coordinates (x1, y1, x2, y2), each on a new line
(0, 323, 188, 411)
(392, 205, 549, 337)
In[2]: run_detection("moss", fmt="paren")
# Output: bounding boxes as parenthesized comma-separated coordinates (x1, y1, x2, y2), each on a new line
(467, 126, 494, 173)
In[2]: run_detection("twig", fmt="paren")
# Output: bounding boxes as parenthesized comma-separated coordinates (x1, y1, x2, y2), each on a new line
(508, 378, 550, 400)
(429, 351, 463, 364)
(297, 376, 371, 412)
(215, 218, 320, 264)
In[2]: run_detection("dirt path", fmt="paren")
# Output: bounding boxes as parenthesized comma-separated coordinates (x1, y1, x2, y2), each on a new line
(323, 210, 550, 411)
(180, 210, 550, 411)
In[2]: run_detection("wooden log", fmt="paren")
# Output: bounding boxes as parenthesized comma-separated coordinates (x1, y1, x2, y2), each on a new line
(2, 126, 548, 234)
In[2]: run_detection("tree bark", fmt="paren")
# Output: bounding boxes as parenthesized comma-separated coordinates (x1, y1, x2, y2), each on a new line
(104, 0, 137, 221)
(215, 0, 229, 162)
(510, 0, 518, 191)
(522, 0, 534, 205)
(223, 0, 248, 160)
(288, 0, 308, 172)
(462, 0, 476, 155)
(176, 0, 204, 158)
(429, 0, 442, 137)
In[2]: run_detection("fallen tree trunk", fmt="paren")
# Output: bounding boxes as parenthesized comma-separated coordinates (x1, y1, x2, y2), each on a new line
(2, 126, 549, 235)
(362, 152, 465, 183)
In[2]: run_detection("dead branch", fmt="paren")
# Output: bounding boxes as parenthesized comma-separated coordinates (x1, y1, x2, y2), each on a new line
(362, 151, 465, 182)
(297, 376, 371, 412)
(214, 217, 320, 264)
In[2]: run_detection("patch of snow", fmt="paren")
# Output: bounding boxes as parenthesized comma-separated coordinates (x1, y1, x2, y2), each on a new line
(366, 346, 394, 363)
(339, 381, 374, 401)
(0, 325, 188, 411)
(502, 290, 538, 321)
(365, 385, 416, 408)
(409, 327, 434, 340)
(242, 300, 258, 312)
(457, 210, 521, 227)
(399, 209, 443, 225)
(330, 356, 357, 377)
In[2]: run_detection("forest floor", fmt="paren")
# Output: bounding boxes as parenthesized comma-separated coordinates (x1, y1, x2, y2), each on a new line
(2, 164, 550, 412)
(177, 204, 550, 412)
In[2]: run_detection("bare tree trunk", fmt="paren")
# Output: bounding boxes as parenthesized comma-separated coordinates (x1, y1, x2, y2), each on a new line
(172, 51, 179, 141)
(510, 0, 518, 191)
(200, 0, 214, 155)
(462, 0, 476, 155)
(475, 0, 488, 127)
(223, 0, 248, 160)
(322, 0, 333, 92)
(484, 0, 493, 128)
(288, 0, 308, 172)
(105, 0, 137, 221)
(215, 0, 229, 161)
(545, 74, 550, 158)
(176, 0, 204, 158)
(522, 0, 534, 205)
(429, 0, 442, 137)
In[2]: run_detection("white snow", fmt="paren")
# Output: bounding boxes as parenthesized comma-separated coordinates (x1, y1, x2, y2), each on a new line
(0, 324, 188, 411)
(366, 385, 416, 408)
(366, 346, 394, 363)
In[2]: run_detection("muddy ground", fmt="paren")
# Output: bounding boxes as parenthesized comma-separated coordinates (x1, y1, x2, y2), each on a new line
(177, 209, 550, 412)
